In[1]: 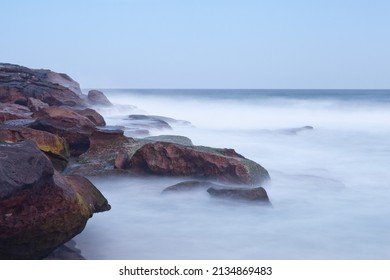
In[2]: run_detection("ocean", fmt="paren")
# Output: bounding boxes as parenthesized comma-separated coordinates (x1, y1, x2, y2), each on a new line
(74, 89, 390, 259)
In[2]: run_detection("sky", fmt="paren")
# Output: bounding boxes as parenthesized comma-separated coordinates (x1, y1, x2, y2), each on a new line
(1, 0, 389, 89)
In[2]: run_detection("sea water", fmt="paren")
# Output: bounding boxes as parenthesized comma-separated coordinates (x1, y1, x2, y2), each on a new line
(74, 89, 390, 259)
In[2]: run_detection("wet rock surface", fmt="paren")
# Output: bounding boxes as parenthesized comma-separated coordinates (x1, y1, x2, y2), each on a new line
(0, 126, 69, 170)
(162, 180, 225, 193)
(0, 63, 84, 106)
(207, 186, 270, 203)
(0, 141, 110, 259)
(29, 106, 96, 156)
(127, 141, 270, 185)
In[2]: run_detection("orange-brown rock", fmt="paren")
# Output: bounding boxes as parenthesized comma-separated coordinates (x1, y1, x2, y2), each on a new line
(0, 140, 110, 259)
(75, 108, 106, 126)
(29, 106, 96, 156)
(126, 142, 270, 185)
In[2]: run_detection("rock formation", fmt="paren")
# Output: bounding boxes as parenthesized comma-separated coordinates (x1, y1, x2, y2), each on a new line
(0, 63, 84, 106)
(0, 141, 110, 259)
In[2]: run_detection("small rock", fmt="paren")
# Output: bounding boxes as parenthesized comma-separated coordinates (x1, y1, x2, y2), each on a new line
(162, 180, 224, 193)
(207, 186, 270, 203)
(87, 90, 113, 106)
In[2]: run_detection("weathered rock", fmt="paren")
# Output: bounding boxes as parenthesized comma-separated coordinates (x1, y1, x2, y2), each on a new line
(41, 70, 83, 96)
(0, 103, 32, 122)
(89, 126, 126, 147)
(29, 106, 96, 156)
(0, 140, 110, 259)
(27, 97, 49, 112)
(207, 187, 270, 203)
(87, 90, 112, 106)
(145, 135, 193, 146)
(75, 108, 106, 126)
(2, 118, 35, 127)
(162, 180, 225, 193)
(127, 142, 270, 185)
(127, 114, 172, 130)
(63, 175, 111, 213)
(147, 115, 192, 126)
(67, 126, 132, 176)
(0, 63, 84, 106)
(0, 126, 69, 170)
(0, 141, 54, 199)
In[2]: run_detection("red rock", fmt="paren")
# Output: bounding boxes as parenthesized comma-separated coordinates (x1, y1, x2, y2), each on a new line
(0, 140, 110, 259)
(127, 142, 270, 185)
(0, 63, 84, 106)
(75, 108, 106, 126)
(29, 106, 96, 156)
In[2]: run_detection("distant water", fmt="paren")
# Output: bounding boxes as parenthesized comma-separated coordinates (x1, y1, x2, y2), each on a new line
(74, 89, 390, 259)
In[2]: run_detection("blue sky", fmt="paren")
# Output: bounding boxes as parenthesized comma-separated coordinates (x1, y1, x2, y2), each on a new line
(1, 0, 389, 89)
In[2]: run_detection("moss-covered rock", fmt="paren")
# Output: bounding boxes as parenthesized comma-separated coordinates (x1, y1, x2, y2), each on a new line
(0, 140, 110, 259)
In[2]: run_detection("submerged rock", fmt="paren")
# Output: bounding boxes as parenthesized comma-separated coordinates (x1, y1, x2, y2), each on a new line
(276, 126, 314, 135)
(0, 140, 110, 259)
(207, 186, 270, 203)
(0, 63, 84, 106)
(127, 114, 172, 130)
(162, 180, 225, 193)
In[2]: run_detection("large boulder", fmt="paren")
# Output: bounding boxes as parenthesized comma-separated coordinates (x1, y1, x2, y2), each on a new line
(70, 135, 270, 186)
(0, 140, 110, 259)
(0, 63, 84, 106)
(0, 103, 32, 122)
(87, 90, 112, 106)
(125, 142, 270, 185)
(29, 106, 96, 156)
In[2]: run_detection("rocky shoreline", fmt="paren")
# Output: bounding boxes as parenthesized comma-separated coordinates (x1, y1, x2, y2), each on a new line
(0, 63, 270, 259)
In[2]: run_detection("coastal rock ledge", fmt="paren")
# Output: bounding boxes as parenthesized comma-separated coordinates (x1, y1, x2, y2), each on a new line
(0, 140, 110, 259)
